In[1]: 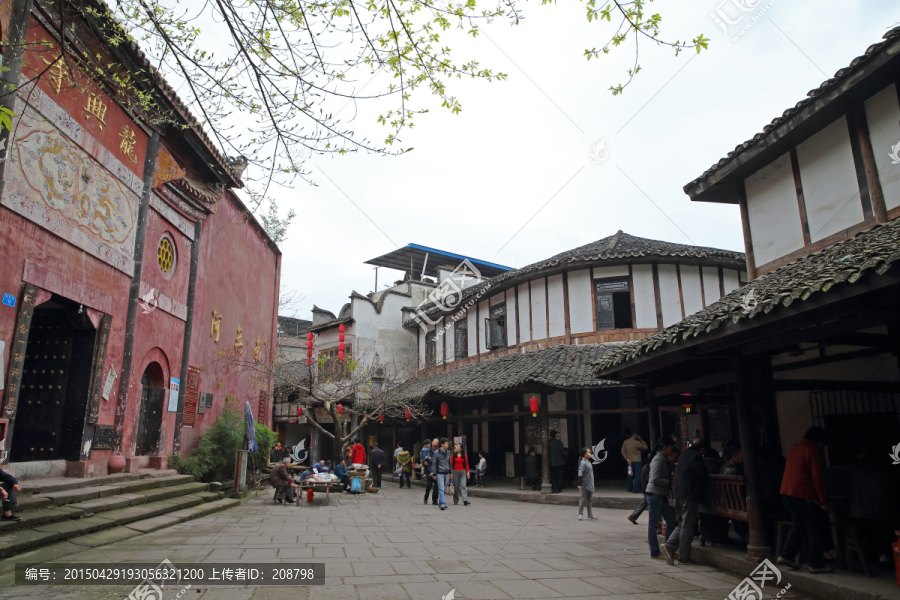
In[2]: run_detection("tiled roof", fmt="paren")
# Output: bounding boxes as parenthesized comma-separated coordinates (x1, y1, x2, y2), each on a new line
(593, 219, 900, 374)
(405, 231, 744, 324)
(684, 27, 900, 196)
(393, 344, 621, 403)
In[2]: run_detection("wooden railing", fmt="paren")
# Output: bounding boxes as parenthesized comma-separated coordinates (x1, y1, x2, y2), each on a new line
(699, 474, 748, 521)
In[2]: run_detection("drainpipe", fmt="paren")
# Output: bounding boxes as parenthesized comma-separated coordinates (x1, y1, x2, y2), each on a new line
(112, 131, 161, 453)
(173, 217, 203, 454)
(0, 0, 36, 198)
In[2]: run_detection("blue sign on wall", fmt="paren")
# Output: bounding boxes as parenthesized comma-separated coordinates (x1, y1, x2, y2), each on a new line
(2, 294, 15, 308)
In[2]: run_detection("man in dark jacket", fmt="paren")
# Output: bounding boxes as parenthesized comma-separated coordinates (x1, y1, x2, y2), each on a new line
(433, 438, 452, 510)
(661, 438, 708, 565)
(548, 431, 566, 493)
(270, 442, 285, 464)
(370, 442, 386, 488)
(270, 457, 297, 504)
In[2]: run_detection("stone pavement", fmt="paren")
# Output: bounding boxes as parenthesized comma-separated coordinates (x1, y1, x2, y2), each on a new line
(0, 485, 814, 600)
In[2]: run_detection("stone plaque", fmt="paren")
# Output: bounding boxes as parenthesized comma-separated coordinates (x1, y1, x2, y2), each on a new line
(93, 425, 116, 450)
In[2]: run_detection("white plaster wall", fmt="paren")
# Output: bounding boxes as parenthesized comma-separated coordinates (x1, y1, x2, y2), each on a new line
(631, 264, 657, 328)
(467, 307, 477, 357)
(547, 274, 565, 338)
(351, 292, 417, 378)
(702, 267, 720, 304)
(478, 298, 489, 353)
(506, 289, 516, 346)
(679, 265, 704, 316)
(864, 83, 900, 211)
(740, 271, 748, 282)
(489, 292, 504, 306)
(657, 264, 683, 327)
(417, 326, 426, 369)
(796, 116, 865, 242)
(434, 319, 444, 365)
(567, 269, 593, 334)
(530, 278, 548, 340)
(745, 152, 806, 266)
(593, 265, 630, 279)
(445, 317, 455, 362)
(723, 269, 740, 295)
(518, 283, 531, 343)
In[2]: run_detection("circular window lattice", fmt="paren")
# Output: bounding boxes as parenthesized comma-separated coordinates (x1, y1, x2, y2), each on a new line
(158, 237, 174, 273)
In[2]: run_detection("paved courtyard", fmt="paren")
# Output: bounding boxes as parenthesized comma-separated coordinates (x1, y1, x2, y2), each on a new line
(0, 486, 812, 600)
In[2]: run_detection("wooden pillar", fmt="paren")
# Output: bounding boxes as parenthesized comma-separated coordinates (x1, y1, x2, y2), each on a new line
(849, 106, 889, 223)
(647, 382, 660, 449)
(733, 358, 770, 562)
(540, 392, 551, 495)
(698, 394, 710, 442)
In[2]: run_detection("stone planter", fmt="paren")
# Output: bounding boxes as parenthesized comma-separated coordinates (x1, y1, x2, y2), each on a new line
(209, 482, 222, 493)
(108, 454, 126, 474)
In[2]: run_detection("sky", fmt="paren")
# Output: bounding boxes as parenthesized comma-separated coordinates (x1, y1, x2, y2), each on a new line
(260, 0, 900, 319)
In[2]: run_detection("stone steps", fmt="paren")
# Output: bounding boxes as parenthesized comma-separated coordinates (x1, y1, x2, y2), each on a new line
(0, 472, 235, 558)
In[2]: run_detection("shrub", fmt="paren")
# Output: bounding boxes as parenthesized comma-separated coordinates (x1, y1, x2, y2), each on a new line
(169, 398, 277, 483)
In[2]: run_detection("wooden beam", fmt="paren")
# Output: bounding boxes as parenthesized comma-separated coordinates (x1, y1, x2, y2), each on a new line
(769, 379, 900, 393)
(770, 347, 891, 372)
(563, 271, 571, 344)
(651, 372, 737, 397)
(848, 106, 887, 222)
(652, 264, 664, 330)
(790, 149, 812, 246)
(823, 332, 893, 348)
(514, 285, 521, 347)
(737, 184, 757, 280)
(627, 265, 637, 328)
(699, 266, 707, 308)
(676, 265, 686, 319)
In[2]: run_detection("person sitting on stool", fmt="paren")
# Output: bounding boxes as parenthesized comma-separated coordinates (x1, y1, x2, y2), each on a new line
(271, 457, 298, 504)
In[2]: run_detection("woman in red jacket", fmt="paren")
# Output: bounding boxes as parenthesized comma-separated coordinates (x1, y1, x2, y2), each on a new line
(450, 444, 471, 506)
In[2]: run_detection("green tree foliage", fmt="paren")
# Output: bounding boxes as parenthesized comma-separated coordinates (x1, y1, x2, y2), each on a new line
(170, 398, 277, 482)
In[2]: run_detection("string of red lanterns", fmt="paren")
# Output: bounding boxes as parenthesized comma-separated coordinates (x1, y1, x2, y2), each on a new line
(338, 323, 345, 361)
(306, 331, 313, 365)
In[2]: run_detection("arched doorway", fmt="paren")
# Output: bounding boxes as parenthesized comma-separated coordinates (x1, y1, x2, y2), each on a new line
(135, 362, 165, 456)
(10, 295, 97, 462)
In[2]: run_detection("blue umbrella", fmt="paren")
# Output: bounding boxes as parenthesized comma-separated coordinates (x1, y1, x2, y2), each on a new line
(244, 401, 258, 453)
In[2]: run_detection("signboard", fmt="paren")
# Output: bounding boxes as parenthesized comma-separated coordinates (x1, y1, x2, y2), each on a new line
(2, 294, 15, 307)
(197, 392, 207, 415)
(101, 368, 116, 401)
(182, 367, 201, 427)
(167, 378, 180, 412)
(92, 425, 115, 450)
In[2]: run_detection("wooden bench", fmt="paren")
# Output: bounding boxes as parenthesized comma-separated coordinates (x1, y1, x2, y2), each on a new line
(698, 475, 749, 521)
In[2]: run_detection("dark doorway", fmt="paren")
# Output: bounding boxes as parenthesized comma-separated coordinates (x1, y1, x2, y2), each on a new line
(11, 296, 97, 462)
(488, 420, 515, 478)
(135, 364, 165, 456)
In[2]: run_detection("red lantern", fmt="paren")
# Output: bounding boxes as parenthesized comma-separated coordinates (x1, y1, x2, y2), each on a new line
(405, 407, 411, 422)
(379, 413, 385, 423)
(338, 350, 345, 361)
(308, 331, 314, 340)
(440, 402, 449, 420)
(337, 404, 344, 415)
(529, 396, 539, 418)
(297, 406, 303, 418)
(339, 332, 345, 342)
(339, 323, 345, 333)
(338, 324, 346, 360)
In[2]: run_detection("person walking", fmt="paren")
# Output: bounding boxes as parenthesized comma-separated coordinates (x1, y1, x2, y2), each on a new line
(621, 432, 648, 493)
(419, 437, 433, 481)
(577, 448, 596, 521)
(270, 457, 298, 504)
(660, 438, 709, 565)
(370, 442, 386, 489)
(450, 443, 471, 506)
(397, 448, 413, 488)
(548, 431, 566, 493)
(475, 452, 487, 488)
(645, 438, 678, 559)
(433, 438, 452, 510)
(627, 445, 657, 525)
(524, 448, 539, 490)
(393, 443, 403, 472)
(422, 455, 439, 504)
(777, 427, 833, 574)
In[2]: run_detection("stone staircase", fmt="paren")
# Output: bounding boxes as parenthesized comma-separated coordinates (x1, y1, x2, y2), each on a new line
(0, 470, 239, 558)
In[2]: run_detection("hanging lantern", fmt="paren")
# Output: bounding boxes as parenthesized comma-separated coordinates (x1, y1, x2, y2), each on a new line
(338, 323, 345, 361)
(529, 396, 539, 418)
(338, 350, 345, 361)
(297, 406, 303, 418)
(379, 413, 385, 423)
(339, 332, 345, 343)
(405, 407, 412, 422)
(337, 404, 344, 415)
(440, 402, 449, 420)
(306, 331, 313, 365)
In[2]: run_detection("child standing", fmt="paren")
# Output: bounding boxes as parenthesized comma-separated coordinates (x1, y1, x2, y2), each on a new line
(578, 448, 597, 521)
(475, 452, 487, 488)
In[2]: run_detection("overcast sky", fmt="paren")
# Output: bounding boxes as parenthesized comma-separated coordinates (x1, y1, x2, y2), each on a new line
(263, 0, 900, 319)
